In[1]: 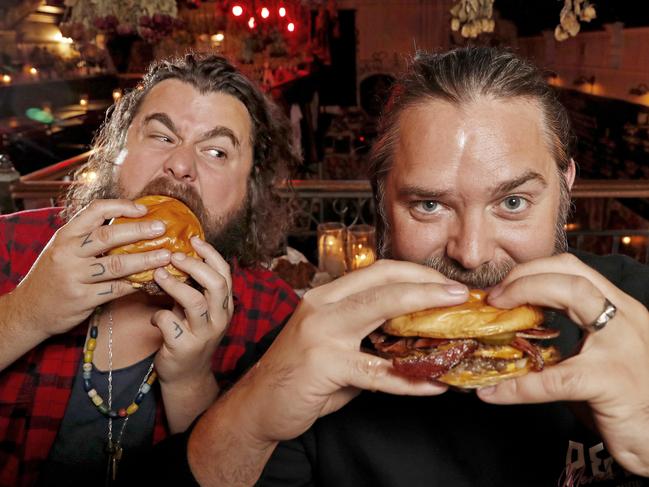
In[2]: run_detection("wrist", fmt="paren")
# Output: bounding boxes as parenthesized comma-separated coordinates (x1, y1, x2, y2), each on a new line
(187, 383, 278, 487)
(159, 368, 218, 397)
(2, 289, 50, 341)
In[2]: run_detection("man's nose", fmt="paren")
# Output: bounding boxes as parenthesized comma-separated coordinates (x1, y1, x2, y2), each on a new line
(163, 145, 197, 182)
(445, 213, 495, 270)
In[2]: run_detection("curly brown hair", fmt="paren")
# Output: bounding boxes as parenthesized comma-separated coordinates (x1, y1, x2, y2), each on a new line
(63, 53, 300, 267)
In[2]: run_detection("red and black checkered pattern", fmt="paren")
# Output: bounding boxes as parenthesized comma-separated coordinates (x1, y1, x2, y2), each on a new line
(0, 207, 298, 486)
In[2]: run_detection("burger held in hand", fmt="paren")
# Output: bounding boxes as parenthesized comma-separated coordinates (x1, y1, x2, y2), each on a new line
(108, 195, 205, 295)
(369, 289, 560, 388)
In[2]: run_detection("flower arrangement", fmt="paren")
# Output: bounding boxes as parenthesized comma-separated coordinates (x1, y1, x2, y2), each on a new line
(60, 0, 180, 43)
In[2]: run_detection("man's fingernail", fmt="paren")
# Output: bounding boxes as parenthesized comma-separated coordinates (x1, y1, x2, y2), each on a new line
(479, 386, 496, 396)
(135, 203, 147, 212)
(443, 284, 468, 295)
(191, 236, 204, 245)
(151, 221, 165, 233)
(155, 268, 169, 279)
(172, 252, 186, 261)
(155, 250, 170, 261)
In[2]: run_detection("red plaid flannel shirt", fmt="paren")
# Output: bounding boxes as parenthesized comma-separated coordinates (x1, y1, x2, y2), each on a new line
(0, 207, 299, 486)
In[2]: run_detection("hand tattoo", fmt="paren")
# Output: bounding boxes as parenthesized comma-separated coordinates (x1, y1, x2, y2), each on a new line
(90, 262, 106, 277)
(222, 288, 231, 310)
(173, 321, 184, 339)
(97, 284, 114, 296)
(81, 233, 93, 247)
(200, 310, 210, 322)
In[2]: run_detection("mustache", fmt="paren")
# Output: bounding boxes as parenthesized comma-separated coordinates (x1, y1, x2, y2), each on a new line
(422, 255, 515, 289)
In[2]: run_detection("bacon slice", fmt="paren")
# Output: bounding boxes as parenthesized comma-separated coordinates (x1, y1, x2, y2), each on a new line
(515, 327, 560, 340)
(393, 340, 478, 379)
(368, 332, 448, 355)
(511, 337, 544, 371)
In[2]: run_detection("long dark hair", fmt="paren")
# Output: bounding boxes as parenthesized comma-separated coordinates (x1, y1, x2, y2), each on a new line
(63, 53, 300, 266)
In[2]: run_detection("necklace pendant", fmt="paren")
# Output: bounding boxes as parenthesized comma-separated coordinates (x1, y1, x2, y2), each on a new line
(105, 441, 123, 483)
(110, 445, 123, 482)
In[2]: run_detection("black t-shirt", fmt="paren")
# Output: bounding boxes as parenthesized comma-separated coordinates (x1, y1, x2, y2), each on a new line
(257, 251, 649, 487)
(39, 354, 156, 486)
(136, 251, 649, 487)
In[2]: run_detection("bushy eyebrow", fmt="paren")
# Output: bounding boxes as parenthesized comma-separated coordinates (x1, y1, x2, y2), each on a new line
(396, 170, 547, 201)
(143, 113, 240, 148)
(490, 170, 547, 195)
(143, 113, 177, 135)
(198, 126, 240, 148)
(396, 185, 451, 200)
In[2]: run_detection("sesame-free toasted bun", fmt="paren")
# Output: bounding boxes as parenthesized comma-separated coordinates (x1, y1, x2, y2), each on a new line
(107, 195, 204, 291)
(437, 346, 560, 388)
(382, 289, 544, 339)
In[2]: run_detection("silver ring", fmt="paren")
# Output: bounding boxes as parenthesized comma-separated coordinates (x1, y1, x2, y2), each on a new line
(586, 298, 617, 332)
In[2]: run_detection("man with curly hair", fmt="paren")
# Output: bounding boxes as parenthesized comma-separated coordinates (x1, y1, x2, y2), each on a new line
(0, 53, 300, 485)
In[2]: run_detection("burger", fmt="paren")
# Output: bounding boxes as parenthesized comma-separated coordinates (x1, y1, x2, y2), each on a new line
(368, 289, 560, 388)
(107, 195, 205, 295)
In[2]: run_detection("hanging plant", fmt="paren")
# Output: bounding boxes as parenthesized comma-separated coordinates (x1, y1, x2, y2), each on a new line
(449, 0, 495, 39)
(60, 0, 181, 43)
(554, 0, 597, 41)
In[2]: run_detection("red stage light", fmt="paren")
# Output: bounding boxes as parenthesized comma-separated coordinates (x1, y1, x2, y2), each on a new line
(232, 5, 243, 16)
(287, 22, 295, 32)
(248, 16, 256, 28)
(261, 7, 270, 18)
(278, 7, 286, 17)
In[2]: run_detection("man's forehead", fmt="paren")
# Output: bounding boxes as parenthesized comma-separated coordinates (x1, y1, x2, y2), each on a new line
(391, 97, 556, 188)
(134, 79, 252, 134)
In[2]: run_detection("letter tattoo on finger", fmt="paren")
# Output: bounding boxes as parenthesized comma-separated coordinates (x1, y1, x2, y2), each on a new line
(90, 262, 106, 277)
(222, 288, 232, 310)
(173, 321, 184, 339)
(200, 310, 210, 323)
(81, 233, 93, 247)
(97, 284, 113, 296)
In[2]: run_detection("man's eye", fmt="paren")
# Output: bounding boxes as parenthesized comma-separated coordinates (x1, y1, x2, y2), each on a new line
(415, 201, 439, 213)
(204, 148, 226, 159)
(151, 134, 173, 143)
(500, 196, 528, 212)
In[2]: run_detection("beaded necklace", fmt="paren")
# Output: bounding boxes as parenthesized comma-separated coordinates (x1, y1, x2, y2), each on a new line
(82, 307, 157, 483)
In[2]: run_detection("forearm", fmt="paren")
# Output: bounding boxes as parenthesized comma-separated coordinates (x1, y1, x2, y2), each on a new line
(187, 382, 278, 487)
(160, 371, 220, 433)
(0, 291, 50, 371)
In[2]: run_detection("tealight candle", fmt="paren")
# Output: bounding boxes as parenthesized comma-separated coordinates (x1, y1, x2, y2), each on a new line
(346, 224, 376, 271)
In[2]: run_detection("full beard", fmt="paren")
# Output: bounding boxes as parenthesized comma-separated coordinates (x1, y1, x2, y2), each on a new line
(104, 175, 249, 261)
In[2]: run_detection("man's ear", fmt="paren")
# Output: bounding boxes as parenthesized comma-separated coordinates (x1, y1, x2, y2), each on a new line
(564, 158, 577, 190)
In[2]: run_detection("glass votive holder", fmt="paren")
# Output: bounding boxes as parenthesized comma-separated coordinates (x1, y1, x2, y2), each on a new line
(79, 94, 89, 107)
(346, 224, 376, 271)
(317, 222, 347, 278)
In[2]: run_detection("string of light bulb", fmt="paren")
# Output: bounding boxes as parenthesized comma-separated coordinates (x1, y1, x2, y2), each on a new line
(229, 1, 296, 32)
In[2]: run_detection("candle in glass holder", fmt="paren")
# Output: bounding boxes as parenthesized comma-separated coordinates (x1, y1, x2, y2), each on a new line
(79, 94, 89, 107)
(317, 222, 346, 278)
(112, 88, 122, 102)
(346, 224, 376, 271)
(2, 74, 11, 85)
